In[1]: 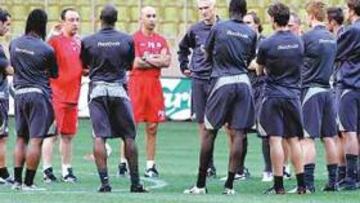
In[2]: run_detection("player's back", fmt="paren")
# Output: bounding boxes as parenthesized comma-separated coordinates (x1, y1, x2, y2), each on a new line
(302, 25, 337, 88)
(10, 35, 57, 95)
(336, 19, 360, 89)
(206, 19, 257, 78)
(257, 30, 304, 98)
(81, 27, 134, 84)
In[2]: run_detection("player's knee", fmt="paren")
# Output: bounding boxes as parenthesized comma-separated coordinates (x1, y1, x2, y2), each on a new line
(61, 135, 72, 143)
(146, 123, 158, 135)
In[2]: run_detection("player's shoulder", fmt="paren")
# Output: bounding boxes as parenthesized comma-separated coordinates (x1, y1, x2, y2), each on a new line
(189, 21, 206, 32)
(259, 34, 273, 48)
(81, 32, 96, 45)
(114, 30, 132, 41)
(344, 23, 360, 36)
(152, 32, 168, 42)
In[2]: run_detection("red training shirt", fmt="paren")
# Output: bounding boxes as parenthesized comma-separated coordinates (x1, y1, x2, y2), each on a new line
(130, 30, 170, 78)
(48, 33, 83, 104)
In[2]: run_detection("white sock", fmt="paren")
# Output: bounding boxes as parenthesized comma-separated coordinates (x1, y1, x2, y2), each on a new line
(146, 160, 155, 169)
(120, 158, 127, 164)
(62, 164, 71, 177)
(43, 164, 52, 171)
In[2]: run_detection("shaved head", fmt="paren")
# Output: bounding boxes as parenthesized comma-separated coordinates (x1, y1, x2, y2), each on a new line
(141, 6, 156, 18)
(140, 6, 157, 32)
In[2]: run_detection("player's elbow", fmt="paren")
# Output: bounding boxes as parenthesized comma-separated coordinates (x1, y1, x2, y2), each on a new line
(162, 56, 171, 68)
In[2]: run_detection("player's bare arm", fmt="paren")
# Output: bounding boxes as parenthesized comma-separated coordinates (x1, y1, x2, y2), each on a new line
(255, 62, 264, 76)
(144, 48, 171, 69)
(5, 66, 14, 75)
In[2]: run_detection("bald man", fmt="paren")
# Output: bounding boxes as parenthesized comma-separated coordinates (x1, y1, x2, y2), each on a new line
(124, 6, 171, 178)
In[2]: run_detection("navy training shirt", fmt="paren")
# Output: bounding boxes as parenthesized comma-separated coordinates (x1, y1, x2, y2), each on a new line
(257, 30, 304, 98)
(178, 19, 219, 79)
(302, 25, 337, 88)
(10, 35, 58, 97)
(248, 34, 266, 88)
(0, 44, 9, 99)
(205, 19, 257, 78)
(336, 19, 360, 89)
(80, 27, 135, 84)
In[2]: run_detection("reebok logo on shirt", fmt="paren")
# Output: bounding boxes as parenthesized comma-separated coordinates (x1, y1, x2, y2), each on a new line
(15, 47, 35, 55)
(277, 44, 299, 50)
(97, 41, 121, 47)
(226, 30, 249, 39)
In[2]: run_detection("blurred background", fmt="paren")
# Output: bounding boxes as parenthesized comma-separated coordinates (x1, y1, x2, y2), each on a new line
(0, 0, 345, 76)
(0, 0, 346, 119)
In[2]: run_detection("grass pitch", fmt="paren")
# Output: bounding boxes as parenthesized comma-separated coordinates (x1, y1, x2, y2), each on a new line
(1, 119, 359, 203)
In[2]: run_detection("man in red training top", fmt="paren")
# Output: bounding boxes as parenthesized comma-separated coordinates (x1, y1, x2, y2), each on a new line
(42, 8, 82, 183)
(119, 6, 171, 178)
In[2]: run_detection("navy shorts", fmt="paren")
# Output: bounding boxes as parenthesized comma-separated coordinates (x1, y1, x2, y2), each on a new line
(191, 78, 210, 123)
(89, 96, 136, 139)
(0, 99, 9, 138)
(15, 91, 55, 139)
(253, 83, 265, 136)
(338, 89, 360, 134)
(204, 75, 255, 131)
(302, 87, 337, 139)
(259, 97, 303, 138)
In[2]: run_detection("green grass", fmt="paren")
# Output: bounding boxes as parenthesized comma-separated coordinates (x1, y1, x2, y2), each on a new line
(1, 119, 359, 203)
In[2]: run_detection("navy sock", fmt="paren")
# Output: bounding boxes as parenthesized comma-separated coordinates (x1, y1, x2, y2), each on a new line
(296, 173, 305, 188)
(224, 172, 235, 189)
(338, 166, 346, 181)
(98, 168, 109, 185)
(304, 163, 315, 189)
(327, 164, 338, 185)
(274, 176, 284, 190)
(0, 167, 10, 179)
(14, 167, 23, 184)
(345, 154, 358, 181)
(196, 168, 207, 188)
(24, 169, 36, 186)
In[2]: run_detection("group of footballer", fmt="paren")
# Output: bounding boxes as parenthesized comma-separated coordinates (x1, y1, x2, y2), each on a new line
(0, 0, 359, 196)
(181, 0, 360, 196)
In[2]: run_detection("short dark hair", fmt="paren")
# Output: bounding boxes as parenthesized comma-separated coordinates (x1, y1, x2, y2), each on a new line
(246, 11, 263, 33)
(100, 4, 118, 26)
(25, 9, 48, 40)
(60, 8, 76, 21)
(347, 0, 360, 16)
(229, 0, 247, 19)
(0, 8, 11, 23)
(267, 3, 290, 27)
(327, 7, 344, 25)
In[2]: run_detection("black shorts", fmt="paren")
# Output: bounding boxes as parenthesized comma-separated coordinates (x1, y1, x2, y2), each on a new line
(204, 75, 255, 131)
(338, 89, 360, 134)
(191, 78, 211, 123)
(302, 87, 337, 139)
(0, 99, 9, 138)
(89, 96, 136, 139)
(15, 91, 55, 139)
(259, 97, 303, 138)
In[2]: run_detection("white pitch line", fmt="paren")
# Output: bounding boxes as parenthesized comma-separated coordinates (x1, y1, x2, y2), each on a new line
(75, 171, 168, 189)
(0, 172, 168, 194)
